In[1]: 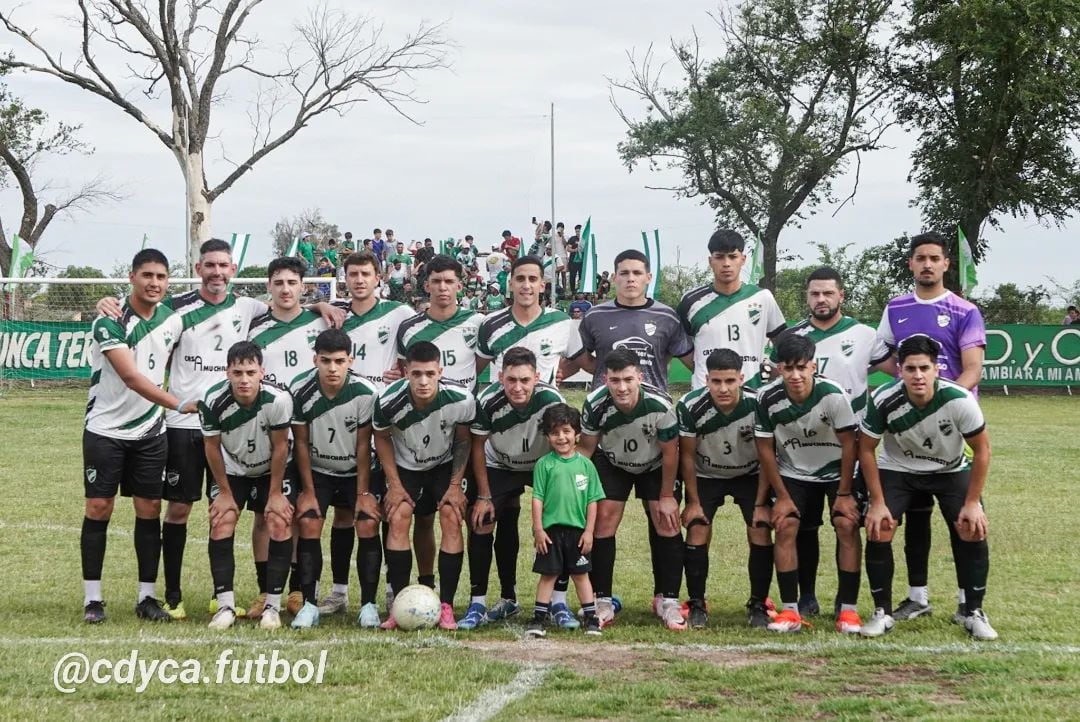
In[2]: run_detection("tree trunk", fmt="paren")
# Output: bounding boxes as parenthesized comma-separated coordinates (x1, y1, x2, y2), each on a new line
(762, 227, 781, 291)
(183, 149, 212, 273)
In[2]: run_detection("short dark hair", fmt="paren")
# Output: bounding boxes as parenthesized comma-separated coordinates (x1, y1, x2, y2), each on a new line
(708, 229, 745, 254)
(614, 248, 649, 273)
(705, 349, 743, 373)
(556, 222, 564, 230)
(132, 248, 169, 272)
(774, 333, 816, 365)
(604, 347, 640, 373)
(200, 238, 232, 256)
(898, 334, 942, 363)
(1069, 305, 1079, 313)
(314, 329, 351, 355)
(426, 254, 462, 279)
(502, 230, 512, 238)
(268, 256, 306, 280)
(343, 251, 380, 274)
(806, 266, 843, 289)
(386, 229, 394, 235)
(909, 231, 947, 257)
(405, 340, 441, 365)
(574, 224, 582, 231)
(502, 346, 537, 370)
(345, 231, 353, 239)
(511, 255, 544, 275)
(227, 341, 262, 367)
(541, 403, 581, 435)
(465, 234, 474, 242)
(373, 228, 382, 234)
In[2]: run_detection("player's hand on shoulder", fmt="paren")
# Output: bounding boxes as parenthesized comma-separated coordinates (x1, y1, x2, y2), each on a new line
(313, 302, 347, 329)
(96, 296, 123, 319)
(382, 366, 403, 384)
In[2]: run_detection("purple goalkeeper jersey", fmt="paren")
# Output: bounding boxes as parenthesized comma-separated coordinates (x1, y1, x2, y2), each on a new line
(876, 290, 986, 382)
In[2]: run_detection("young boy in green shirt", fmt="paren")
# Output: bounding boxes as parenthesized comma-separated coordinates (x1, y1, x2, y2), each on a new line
(527, 404, 605, 637)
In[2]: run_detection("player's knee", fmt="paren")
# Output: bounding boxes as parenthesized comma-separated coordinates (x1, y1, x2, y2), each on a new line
(211, 517, 236, 539)
(687, 526, 710, 546)
(832, 515, 857, 536)
(132, 496, 161, 518)
(747, 526, 771, 546)
(164, 501, 192, 524)
(775, 516, 800, 538)
(354, 519, 378, 538)
(267, 515, 290, 540)
(85, 497, 114, 521)
(955, 523, 985, 543)
(298, 516, 322, 539)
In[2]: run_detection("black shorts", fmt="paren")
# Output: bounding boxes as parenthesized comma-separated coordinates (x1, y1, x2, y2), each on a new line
(312, 470, 357, 517)
(354, 466, 389, 522)
(880, 468, 976, 525)
(469, 467, 531, 522)
(697, 473, 758, 526)
(532, 525, 592, 577)
(164, 427, 209, 503)
(778, 476, 842, 530)
(83, 430, 167, 500)
(212, 461, 300, 514)
(400, 463, 460, 517)
(593, 453, 678, 502)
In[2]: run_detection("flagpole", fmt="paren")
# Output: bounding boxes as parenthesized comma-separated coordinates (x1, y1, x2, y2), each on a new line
(550, 102, 555, 236)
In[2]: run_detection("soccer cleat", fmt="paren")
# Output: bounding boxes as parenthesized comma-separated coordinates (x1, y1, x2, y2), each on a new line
(83, 600, 106, 624)
(660, 599, 688, 631)
(596, 597, 616, 628)
(798, 595, 821, 617)
(135, 596, 172, 622)
(964, 609, 999, 641)
(317, 591, 349, 616)
(259, 605, 282, 630)
(952, 603, 968, 626)
(859, 608, 895, 637)
(456, 602, 488, 630)
(208, 606, 236, 630)
(379, 613, 398, 630)
(551, 602, 580, 630)
(357, 602, 381, 628)
(286, 591, 304, 616)
(892, 598, 932, 620)
(163, 601, 187, 621)
(746, 599, 770, 629)
(611, 595, 624, 613)
(525, 615, 548, 638)
(290, 601, 321, 629)
(583, 615, 602, 636)
(835, 609, 863, 634)
(766, 608, 804, 633)
(438, 602, 458, 630)
(687, 599, 708, 629)
(652, 593, 664, 617)
(487, 598, 521, 621)
(246, 593, 267, 620)
(208, 597, 219, 615)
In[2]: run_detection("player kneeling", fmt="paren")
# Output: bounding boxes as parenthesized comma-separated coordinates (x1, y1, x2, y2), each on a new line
(201, 342, 297, 630)
(526, 404, 605, 637)
(859, 335, 997, 640)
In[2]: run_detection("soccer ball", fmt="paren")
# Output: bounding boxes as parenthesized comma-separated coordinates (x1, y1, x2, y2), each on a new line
(391, 584, 441, 630)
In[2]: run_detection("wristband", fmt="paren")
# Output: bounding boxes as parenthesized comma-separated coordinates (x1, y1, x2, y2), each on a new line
(176, 399, 186, 413)
(754, 503, 769, 508)
(836, 492, 852, 497)
(477, 495, 493, 501)
(359, 492, 374, 498)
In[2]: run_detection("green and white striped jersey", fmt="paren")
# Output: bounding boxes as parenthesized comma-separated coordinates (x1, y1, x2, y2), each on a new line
(862, 378, 984, 474)
(164, 290, 265, 429)
(289, 368, 379, 476)
(395, 308, 484, 390)
(676, 386, 759, 479)
(372, 378, 476, 471)
(471, 382, 565, 471)
(332, 299, 415, 390)
(581, 384, 679, 473)
(248, 309, 328, 386)
(86, 301, 184, 440)
(776, 316, 890, 420)
(754, 376, 857, 483)
(476, 307, 575, 385)
(677, 283, 786, 390)
(199, 380, 293, 477)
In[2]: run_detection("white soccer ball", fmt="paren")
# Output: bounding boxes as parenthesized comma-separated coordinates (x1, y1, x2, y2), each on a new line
(391, 584, 441, 630)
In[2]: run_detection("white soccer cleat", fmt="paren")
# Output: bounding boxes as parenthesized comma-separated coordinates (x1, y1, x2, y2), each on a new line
(660, 599, 687, 631)
(964, 609, 999, 641)
(317, 591, 349, 616)
(259, 605, 282, 630)
(859, 608, 895, 638)
(208, 606, 236, 630)
(596, 597, 616, 628)
(357, 602, 381, 628)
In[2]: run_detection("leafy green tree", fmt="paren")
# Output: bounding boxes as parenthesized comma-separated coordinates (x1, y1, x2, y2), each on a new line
(656, 261, 712, 310)
(611, 0, 893, 290)
(39, 265, 114, 319)
(894, 0, 1080, 272)
(974, 283, 1055, 325)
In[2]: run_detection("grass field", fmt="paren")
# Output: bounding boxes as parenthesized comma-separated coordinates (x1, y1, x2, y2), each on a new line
(1, 388, 1078, 720)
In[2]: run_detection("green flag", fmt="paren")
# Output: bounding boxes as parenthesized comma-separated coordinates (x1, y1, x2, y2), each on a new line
(957, 225, 978, 296)
(140, 233, 149, 251)
(748, 232, 765, 285)
(285, 235, 300, 258)
(578, 217, 596, 293)
(4, 234, 34, 291)
(440, 237, 455, 256)
(642, 229, 661, 298)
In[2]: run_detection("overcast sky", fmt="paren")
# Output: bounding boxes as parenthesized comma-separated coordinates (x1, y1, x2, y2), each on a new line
(1, 0, 1075, 298)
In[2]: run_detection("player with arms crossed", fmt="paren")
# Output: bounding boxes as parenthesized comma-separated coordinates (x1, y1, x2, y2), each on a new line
(877, 231, 987, 623)
(81, 249, 191, 624)
(289, 329, 380, 628)
(200, 342, 296, 630)
(374, 341, 476, 630)
(754, 334, 862, 634)
(677, 349, 774, 629)
(859, 335, 996, 640)
(578, 349, 685, 630)
(458, 347, 567, 629)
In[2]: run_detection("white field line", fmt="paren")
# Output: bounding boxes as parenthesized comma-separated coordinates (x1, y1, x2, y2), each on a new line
(0, 634, 463, 650)
(442, 663, 547, 722)
(0, 520, 251, 549)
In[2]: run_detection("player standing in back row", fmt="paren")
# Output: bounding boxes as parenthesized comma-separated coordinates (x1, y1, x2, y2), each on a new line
(677, 229, 786, 390)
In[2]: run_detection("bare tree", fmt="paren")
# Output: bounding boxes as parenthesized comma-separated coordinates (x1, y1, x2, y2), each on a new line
(0, 1, 449, 270)
(0, 74, 121, 275)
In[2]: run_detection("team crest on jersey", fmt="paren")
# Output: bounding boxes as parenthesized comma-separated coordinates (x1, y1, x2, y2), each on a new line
(345, 414, 359, 432)
(232, 316, 242, 333)
(307, 330, 320, 347)
(440, 419, 448, 432)
(747, 303, 762, 326)
(644, 322, 657, 337)
(463, 327, 477, 346)
(938, 420, 954, 436)
(819, 411, 830, 424)
(841, 342, 854, 357)
(575, 473, 589, 491)
(739, 425, 754, 443)
(540, 341, 552, 356)
(85, 466, 97, 485)
(937, 313, 951, 328)
(162, 330, 174, 347)
(378, 325, 390, 345)
(640, 421, 655, 438)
